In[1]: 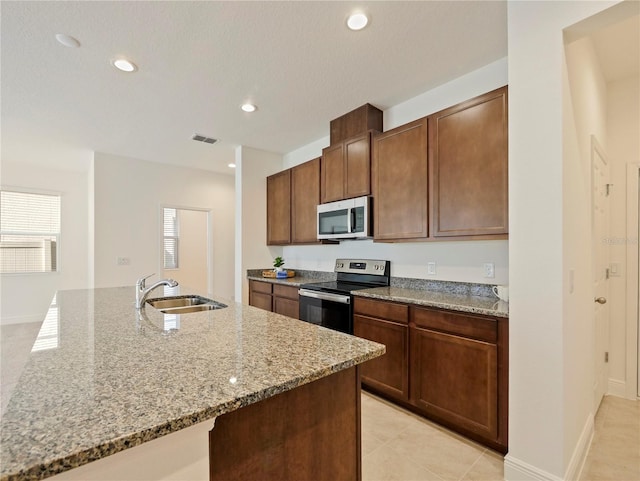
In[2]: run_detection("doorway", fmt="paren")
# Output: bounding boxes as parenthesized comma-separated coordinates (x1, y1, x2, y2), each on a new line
(160, 206, 212, 293)
(591, 136, 611, 410)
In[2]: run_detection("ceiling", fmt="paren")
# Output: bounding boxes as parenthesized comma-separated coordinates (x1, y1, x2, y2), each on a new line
(1, 2, 637, 175)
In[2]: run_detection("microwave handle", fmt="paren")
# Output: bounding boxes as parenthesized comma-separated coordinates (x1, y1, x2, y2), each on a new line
(350, 209, 355, 233)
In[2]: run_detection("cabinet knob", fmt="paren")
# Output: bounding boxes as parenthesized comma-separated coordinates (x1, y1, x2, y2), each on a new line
(594, 297, 607, 304)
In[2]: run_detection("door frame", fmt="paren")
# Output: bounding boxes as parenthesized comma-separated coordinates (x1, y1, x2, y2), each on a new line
(625, 164, 640, 399)
(158, 204, 214, 294)
(591, 135, 611, 410)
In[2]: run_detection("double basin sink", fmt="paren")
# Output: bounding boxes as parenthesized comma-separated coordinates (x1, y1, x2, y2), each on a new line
(146, 295, 227, 314)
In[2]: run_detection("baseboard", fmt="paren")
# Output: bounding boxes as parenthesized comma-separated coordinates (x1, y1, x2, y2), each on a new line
(504, 455, 563, 481)
(567, 415, 594, 481)
(607, 378, 626, 398)
(0, 314, 44, 326)
(504, 415, 595, 481)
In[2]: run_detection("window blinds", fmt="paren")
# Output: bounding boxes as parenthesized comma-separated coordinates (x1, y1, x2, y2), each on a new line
(163, 208, 179, 269)
(0, 190, 60, 273)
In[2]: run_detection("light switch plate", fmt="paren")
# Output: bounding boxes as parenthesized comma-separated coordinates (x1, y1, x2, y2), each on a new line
(427, 262, 436, 275)
(117, 257, 130, 266)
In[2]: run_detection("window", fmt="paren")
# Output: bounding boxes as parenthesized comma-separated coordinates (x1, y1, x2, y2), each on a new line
(0, 190, 60, 274)
(163, 207, 179, 269)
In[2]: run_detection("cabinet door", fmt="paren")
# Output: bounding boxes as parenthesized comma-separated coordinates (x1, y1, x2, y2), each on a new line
(321, 144, 345, 203)
(273, 297, 299, 319)
(291, 158, 320, 243)
(249, 281, 273, 311)
(344, 133, 371, 199)
(429, 86, 508, 237)
(372, 118, 428, 240)
(354, 314, 409, 401)
(410, 327, 498, 441)
(266, 170, 291, 245)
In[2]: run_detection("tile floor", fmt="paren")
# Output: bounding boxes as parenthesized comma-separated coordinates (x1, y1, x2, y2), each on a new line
(361, 392, 504, 481)
(361, 390, 640, 481)
(2, 321, 639, 480)
(580, 394, 640, 481)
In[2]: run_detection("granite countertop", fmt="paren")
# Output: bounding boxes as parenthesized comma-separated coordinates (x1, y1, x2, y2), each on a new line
(247, 269, 508, 319)
(246, 268, 335, 287)
(246, 275, 321, 287)
(0, 286, 384, 481)
(354, 286, 509, 318)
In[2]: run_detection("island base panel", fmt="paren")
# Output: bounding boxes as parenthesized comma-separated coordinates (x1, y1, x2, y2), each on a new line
(209, 366, 361, 481)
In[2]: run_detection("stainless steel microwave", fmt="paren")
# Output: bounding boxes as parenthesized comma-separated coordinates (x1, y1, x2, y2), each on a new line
(317, 196, 371, 240)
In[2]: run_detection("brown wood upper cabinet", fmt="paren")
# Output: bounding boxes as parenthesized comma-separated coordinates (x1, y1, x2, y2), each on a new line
(266, 169, 291, 245)
(321, 132, 373, 203)
(372, 118, 429, 241)
(291, 157, 321, 243)
(267, 158, 320, 245)
(428, 86, 508, 237)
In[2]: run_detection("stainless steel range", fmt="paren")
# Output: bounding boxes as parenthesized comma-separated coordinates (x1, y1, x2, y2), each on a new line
(298, 259, 390, 334)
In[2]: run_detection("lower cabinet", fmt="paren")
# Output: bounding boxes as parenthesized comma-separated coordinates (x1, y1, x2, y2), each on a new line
(249, 280, 299, 320)
(273, 284, 300, 318)
(249, 280, 274, 311)
(353, 298, 409, 401)
(353, 297, 508, 453)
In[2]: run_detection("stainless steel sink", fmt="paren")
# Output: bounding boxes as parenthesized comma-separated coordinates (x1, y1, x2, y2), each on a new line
(146, 295, 227, 313)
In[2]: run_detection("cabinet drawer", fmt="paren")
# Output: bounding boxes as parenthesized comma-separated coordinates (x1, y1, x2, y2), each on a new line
(411, 307, 497, 343)
(273, 284, 298, 300)
(250, 280, 272, 294)
(353, 297, 408, 324)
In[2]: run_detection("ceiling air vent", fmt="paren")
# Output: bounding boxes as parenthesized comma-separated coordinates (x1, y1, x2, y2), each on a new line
(192, 134, 218, 144)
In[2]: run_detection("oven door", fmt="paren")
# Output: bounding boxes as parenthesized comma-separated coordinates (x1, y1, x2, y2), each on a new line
(298, 289, 352, 334)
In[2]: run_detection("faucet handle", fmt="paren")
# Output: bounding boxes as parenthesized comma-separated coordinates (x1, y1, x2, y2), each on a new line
(137, 273, 155, 289)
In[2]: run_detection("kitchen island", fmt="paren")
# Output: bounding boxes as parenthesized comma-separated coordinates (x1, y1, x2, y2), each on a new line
(0, 287, 384, 481)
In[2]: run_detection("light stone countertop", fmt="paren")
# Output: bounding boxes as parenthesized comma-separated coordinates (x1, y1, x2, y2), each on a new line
(246, 275, 324, 287)
(247, 270, 508, 318)
(0, 286, 384, 481)
(354, 287, 509, 318)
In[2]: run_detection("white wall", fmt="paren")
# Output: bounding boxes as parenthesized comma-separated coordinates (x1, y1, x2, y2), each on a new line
(236, 146, 284, 303)
(1, 159, 91, 325)
(506, 1, 621, 480)
(281, 58, 509, 285)
(608, 74, 640, 398)
(94, 153, 235, 300)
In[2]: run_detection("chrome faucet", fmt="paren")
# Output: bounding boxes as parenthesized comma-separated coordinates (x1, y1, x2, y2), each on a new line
(135, 274, 178, 309)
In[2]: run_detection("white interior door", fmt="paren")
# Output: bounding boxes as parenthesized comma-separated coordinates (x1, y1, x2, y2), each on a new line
(592, 136, 611, 411)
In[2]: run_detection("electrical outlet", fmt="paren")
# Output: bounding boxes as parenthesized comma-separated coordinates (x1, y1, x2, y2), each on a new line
(117, 257, 130, 266)
(427, 262, 437, 275)
(483, 262, 495, 278)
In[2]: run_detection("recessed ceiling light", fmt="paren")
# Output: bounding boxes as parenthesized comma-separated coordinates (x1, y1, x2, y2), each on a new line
(55, 34, 80, 48)
(228, 163, 236, 168)
(241, 103, 257, 113)
(112, 58, 137, 73)
(347, 12, 369, 31)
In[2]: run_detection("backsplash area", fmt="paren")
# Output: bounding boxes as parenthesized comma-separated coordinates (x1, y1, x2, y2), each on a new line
(281, 239, 508, 286)
(390, 277, 494, 298)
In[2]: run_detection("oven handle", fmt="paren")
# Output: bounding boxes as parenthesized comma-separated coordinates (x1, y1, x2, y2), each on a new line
(298, 289, 351, 304)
